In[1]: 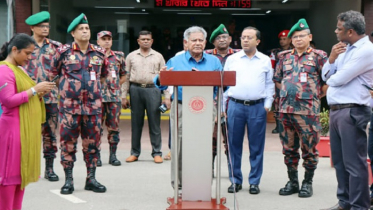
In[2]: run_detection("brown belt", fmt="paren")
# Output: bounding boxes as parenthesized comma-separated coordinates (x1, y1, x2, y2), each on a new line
(329, 103, 366, 111)
(131, 82, 155, 88)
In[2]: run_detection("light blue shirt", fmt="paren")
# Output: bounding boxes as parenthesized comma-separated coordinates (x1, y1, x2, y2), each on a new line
(322, 36, 373, 106)
(154, 50, 223, 101)
(223, 49, 275, 108)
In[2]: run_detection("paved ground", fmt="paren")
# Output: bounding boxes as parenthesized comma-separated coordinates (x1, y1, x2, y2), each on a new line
(22, 120, 341, 210)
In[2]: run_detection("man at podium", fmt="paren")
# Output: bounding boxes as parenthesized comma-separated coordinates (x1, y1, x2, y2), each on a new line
(154, 26, 222, 189)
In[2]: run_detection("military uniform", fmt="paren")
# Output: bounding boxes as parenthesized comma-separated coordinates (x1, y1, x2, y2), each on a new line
(24, 11, 61, 181)
(100, 46, 126, 165)
(273, 18, 328, 198)
(51, 13, 108, 194)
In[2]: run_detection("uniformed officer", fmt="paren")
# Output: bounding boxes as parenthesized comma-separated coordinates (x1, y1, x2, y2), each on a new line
(270, 30, 292, 134)
(96, 31, 126, 167)
(273, 19, 328, 198)
(24, 11, 61, 182)
(205, 23, 240, 175)
(51, 13, 108, 194)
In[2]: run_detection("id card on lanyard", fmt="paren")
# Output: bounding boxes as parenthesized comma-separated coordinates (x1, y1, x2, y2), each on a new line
(89, 64, 96, 81)
(300, 65, 307, 83)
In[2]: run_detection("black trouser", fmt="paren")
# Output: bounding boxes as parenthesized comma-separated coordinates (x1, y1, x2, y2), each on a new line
(330, 106, 371, 210)
(129, 84, 162, 157)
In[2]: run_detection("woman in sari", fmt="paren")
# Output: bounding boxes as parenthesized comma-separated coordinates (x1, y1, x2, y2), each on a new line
(0, 33, 56, 210)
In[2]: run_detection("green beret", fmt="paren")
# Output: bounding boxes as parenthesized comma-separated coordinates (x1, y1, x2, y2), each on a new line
(288, 18, 310, 38)
(209, 24, 229, 43)
(25, 11, 50, 26)
(67, 13, 89, 33)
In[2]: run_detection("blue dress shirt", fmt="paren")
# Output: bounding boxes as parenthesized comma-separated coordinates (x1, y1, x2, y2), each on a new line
(322, 36, 373, 106)
(154, 50, 223, 101)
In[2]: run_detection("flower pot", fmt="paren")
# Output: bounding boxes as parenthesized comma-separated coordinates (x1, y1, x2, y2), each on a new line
(316, 136, 330, 157)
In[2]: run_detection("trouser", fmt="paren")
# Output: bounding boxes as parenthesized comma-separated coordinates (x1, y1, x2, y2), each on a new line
(279, 113, 320, 171)
(272, 87, 280, 119)
(330, 107, 371, 210)
(368, 111, 373, 197)
(170, 102, 216, 187)
(129, 85, 162, 157)
(59, 112, 102, 168)
(42, 103, 58, 159)
(0, 184, 24, 210)
(100, 102, 121, 153)
(212, 122, 228, 157)
(227, 99, 267, 185)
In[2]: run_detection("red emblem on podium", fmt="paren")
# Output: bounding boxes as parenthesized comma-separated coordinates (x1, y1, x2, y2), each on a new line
(189, 97, 206, 113)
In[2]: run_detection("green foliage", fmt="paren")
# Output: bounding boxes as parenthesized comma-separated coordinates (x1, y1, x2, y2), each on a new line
(320, 108, 329, 136)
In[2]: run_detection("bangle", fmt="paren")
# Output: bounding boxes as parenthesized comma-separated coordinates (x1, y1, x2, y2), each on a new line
(31, 87, 37, 96)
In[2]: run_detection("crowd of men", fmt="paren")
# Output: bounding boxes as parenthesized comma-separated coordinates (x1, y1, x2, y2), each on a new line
(8, 9, 373, 210)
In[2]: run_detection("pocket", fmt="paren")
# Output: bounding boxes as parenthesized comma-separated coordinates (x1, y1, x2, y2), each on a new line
(87, 80, 102, 102)
(297, 92, 313, 99)
(303, 61, 317, 74)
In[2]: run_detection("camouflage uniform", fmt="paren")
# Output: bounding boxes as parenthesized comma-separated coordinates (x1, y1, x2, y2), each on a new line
(100, 50, 126, 153)
(51, 42, 108, 169)
(273, 47, 327, 171)
(205, 48, 240, 159)
(24, 38, 61, 159)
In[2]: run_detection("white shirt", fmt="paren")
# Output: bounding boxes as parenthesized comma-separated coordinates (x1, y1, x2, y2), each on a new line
(322, 36, 373, 106)
(224, 49, 275, 109)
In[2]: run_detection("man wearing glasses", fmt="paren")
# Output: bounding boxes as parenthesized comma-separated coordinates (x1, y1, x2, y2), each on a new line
(224, 26, 274, 194)
(273, 19, 328, 198)
(205, 24, 240, 176)
(24, 11, 61, 182)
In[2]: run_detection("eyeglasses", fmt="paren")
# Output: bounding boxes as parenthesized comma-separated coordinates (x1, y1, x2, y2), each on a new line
(139, 38, 152, 41)
(291, 34, 309, 40)
(240, 36, 256, 41)
(215, 35, 229, 41)
(36, 25, 51, 29)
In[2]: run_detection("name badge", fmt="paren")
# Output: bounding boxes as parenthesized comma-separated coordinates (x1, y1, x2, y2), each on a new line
(300, 72, 307, 82)
(111, 70, 117, 78)
(90, 71, 96, 81)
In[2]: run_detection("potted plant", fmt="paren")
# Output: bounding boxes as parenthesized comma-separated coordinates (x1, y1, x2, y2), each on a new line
(316, 108, 331, 157)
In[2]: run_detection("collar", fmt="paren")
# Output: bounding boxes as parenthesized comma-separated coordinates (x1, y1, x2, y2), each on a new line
(136, 48, 154, 56)
(239, 49, 260, 59)
(72, 42, 95, 52)
(213, 48, 235, 55)
(349, 35, 368, 49)
(185, 50, 206, 62)
(291, 47, 313, 55)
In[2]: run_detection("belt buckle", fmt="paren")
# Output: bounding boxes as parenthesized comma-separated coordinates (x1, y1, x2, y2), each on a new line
(243, 100, 251, 106)
(140, 84, 146, 88)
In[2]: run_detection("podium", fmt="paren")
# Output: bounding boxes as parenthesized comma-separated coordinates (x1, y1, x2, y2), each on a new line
(160, 71, 236, 210)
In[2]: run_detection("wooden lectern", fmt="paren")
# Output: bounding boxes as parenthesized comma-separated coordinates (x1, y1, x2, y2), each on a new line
(160, 71, 236, 210)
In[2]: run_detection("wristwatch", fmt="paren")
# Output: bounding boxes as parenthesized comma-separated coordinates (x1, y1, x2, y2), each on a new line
(31, 87, 37, 96)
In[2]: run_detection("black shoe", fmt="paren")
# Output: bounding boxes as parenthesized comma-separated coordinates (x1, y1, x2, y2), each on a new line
(271, 128, 279, 134)
(45, 158, 59, 182)
(249, 185, 260, 194)
(298, 180, 313, 198)
(228, 183, 242, 193)
(84, 168, 106, 193)
(97, 159, 102, 167)
(60, 168, 74, 195)
(279, 169, 299, 196)
(109, 153, 121, 166)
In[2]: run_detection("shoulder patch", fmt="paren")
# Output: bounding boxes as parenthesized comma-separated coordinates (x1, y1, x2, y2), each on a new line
(312, 49, 328, 59)
(57, 44, 71, 54)
(49, 39, 62, 47)
(93, 45, 106, 55)
(277, 49, 292, 59)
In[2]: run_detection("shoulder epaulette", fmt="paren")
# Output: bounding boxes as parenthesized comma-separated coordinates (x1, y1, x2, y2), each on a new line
(92, 45, 106, 55)
(277, 49, 292, 59)
(114, 51, 125, 57)
(57, 44, 71, 54)
(49, 39, 62, 47)
(312, 49, 328, 59)
(204, 49, 213, 54)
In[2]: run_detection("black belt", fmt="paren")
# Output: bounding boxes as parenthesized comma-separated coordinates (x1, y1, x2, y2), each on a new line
(131, 82, 155, 88)
(230, 98, 264, 106)
(329, 103, 366, 111)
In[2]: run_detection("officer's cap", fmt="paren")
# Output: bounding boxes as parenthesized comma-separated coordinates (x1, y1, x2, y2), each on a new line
(97, 31, 112, 39)
(67, 13, 89, 33)
(209, 24, 229, 44)
(278, 30, 290, 38)
(288, 18, 310, 38)
(25, 11, 50, 26)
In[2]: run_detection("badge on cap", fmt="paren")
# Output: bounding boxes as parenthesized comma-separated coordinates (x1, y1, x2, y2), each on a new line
(223, 27, 227, 32)
(283, 32, 285, 35)
(70, 55, 75, 60)
(84, 16, 87, 21)
(300, 23, 305, 28)
(308, 57, 313, 60)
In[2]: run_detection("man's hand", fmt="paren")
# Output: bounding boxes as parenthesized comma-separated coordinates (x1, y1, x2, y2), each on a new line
(370, 90, 373, 98)
(121, 98, 130, 109)
(163, 98, 171, 110)
(329, 42, 347, 64)
(159, 66, 173, 81)
(264, 107, 270, 113)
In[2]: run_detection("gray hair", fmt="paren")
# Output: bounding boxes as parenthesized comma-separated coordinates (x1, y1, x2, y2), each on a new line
(183, 26, 207, 41)
(337, 10, 365, 35)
